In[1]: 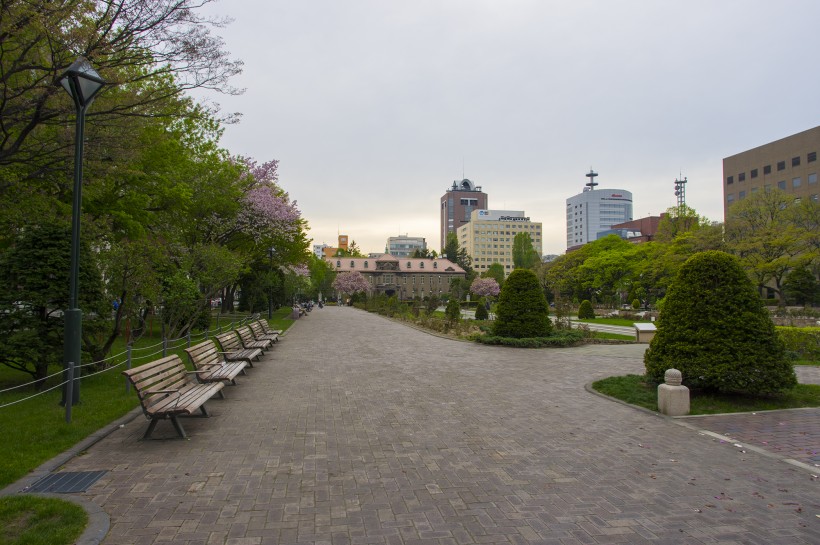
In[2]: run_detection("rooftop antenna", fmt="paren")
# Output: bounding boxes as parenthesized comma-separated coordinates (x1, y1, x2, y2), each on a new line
(674, 173, 687, 210)
(585, 168, 598, 190)
(462, 157, 465, 180)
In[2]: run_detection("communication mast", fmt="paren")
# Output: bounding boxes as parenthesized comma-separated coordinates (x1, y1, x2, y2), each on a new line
(674, 175, 687, 210)
(584, 169, 598, 191)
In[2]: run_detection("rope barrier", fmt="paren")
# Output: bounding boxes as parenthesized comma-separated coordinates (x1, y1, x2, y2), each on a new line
(0, 314, 261, 410)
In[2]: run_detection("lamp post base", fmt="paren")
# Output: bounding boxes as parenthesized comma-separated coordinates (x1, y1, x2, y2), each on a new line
(61, 308, 82, 406)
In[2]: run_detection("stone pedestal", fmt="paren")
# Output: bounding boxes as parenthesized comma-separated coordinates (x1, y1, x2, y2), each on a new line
(657, 368, 690, 416)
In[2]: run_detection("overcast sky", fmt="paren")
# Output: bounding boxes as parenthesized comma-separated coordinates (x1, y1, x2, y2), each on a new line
(197, 0, 820, 256)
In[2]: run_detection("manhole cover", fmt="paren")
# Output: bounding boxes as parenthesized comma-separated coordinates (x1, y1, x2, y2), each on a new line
(27, 471, 107, 493)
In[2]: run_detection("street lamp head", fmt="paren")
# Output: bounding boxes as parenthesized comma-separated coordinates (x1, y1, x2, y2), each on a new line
(57, 57, 106, 109)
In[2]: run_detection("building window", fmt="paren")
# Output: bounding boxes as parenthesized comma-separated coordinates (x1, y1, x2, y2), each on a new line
(751, 187, 758, 194)
(738, 172, 745, 182)
(726, 175, 734, 185)
(750, 169, 758, 178)
(406, 261, 411, 268)
(364, 261, 368, 268)
(419, 262, 424, 269)
(811, 194, 818, 202)
(433, 262, 438, 269)
(792, 156, 801, 167)
(777, 161, 786, 171)
(727, 193, 735, 204)
(793, 177, 801, 188)
(350, 261, 355, 267)
(764, 165, 772, 175)
(777, 180, 787, 190)
(809, 173, 817, 184)
(336, 260, 341, 267)
(809, 151, 817, 163)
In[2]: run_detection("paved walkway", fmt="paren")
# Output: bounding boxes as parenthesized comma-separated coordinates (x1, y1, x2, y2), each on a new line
(56, 307, 818, 543)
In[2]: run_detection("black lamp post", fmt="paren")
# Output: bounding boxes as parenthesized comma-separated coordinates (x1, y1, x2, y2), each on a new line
(56, 57, 105, 406)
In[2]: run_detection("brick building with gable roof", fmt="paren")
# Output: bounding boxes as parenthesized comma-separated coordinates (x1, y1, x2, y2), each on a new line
(326, 254, 466, 301)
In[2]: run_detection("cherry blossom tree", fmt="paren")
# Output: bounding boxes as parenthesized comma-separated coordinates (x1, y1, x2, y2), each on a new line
(332, 271, 370, 295)
(470, 277, 500, 298)
(237, 159, 302, 244)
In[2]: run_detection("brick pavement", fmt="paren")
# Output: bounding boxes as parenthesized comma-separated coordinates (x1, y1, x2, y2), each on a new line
(60, 306, 818, 544)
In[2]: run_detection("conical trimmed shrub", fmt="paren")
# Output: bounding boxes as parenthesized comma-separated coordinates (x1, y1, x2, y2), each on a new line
(644, 251, 796, 395)
(578, 300, 594, 319)
(492, 269, 552, 338)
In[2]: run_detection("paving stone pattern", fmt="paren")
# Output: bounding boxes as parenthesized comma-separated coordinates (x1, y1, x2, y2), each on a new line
(65, 307, 819, 544)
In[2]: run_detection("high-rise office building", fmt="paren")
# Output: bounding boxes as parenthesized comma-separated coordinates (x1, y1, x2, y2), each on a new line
(458, 209, 542, 275)
(566, 170, 633, 250)
(722, 125, 819, 216)
(440, 179, 488, 251)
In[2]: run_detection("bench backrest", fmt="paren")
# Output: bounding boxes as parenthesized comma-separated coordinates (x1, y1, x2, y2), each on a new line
(122, 354, 190, 412)
(236, 326, 256, 346)
(185, 340, 223, 369)
(215, 330, 242, 352)
(249, 321, 269, 339)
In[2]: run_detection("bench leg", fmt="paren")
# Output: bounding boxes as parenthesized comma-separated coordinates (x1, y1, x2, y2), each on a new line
(143, 419, 160, 440)
(240, 368, 247, 376)
(199, 405, 210, 417)
(217, 389, 226, 399)
(170, 416, 188, 439)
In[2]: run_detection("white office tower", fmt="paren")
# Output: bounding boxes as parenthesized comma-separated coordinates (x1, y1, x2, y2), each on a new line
(566, 170, 633, 249)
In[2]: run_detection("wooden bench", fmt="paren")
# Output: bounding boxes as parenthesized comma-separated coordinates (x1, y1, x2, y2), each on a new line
(257, 319, 282, 337)
(237, 325, 272, 352)
(122, 355, 225, 439)
(185, 340, 248, 386)
(214, 330, 263, 366)
(250, 320, 278, 343)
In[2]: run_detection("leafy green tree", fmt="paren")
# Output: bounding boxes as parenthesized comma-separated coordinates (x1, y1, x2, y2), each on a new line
(492, 269, 552, 338)
(578, 300, 595, 319)
(425, 295, 441, 314)
(411, 248, 438, 258)
(0, 0, 242, 173)
(725, 190, 810, 304)
(0, 224, 108, 385)
(335, 241, 365, 257)
(644, 251, 796, 395)
(512, 232, 540, 269)
(654, 205, 714, 243)
(445, 297, 461, 324)
(482, 262, 506, 287)
(444, 232, 472, 273)
(782, 266, 818, 306)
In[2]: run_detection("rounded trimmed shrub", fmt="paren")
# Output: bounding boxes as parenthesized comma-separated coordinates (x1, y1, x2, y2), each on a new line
(644, 251, 796, 395)
(631, 299, 641, 310)
(578, 300, 595, 319)
(475, 297, 489, 320)
(492, 269, 552, 338)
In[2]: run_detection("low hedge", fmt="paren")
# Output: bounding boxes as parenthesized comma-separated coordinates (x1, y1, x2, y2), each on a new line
(777, 326, 820, 360)
(475, 330, 584, 348)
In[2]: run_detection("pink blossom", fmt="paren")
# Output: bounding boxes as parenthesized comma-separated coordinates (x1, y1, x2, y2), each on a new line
(470, 277, 500, 297)
(238, 186, 302, 242)
(332, 271, 370, 295)
(289, 264, 310, 277)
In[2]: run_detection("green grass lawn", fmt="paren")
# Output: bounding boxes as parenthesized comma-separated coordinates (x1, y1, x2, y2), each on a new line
(0, 309, 295, 489)
(591, 332, 635, 341)
(0, 495, 87, 545)
(592, 374, 820, 414)
(574, 317, 652, 327)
